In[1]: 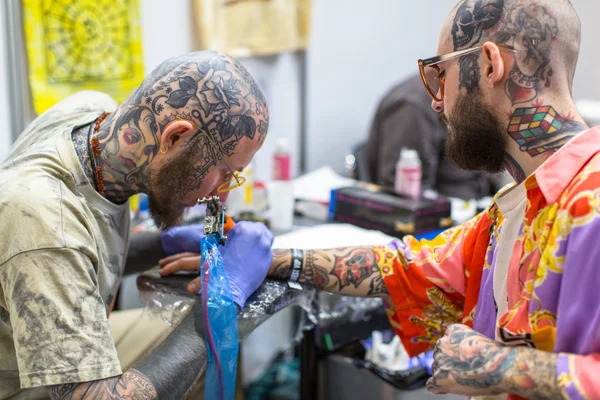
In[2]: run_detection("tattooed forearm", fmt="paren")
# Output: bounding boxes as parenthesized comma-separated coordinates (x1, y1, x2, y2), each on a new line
(48, 383, 79, 400)
(267, 247, 388, 298)
(428, 325, 562, 399)
(503, 347, 561, 400)
(269, 249, 292, 280)
(367, 273, 387, 296)
(48, 370, 157, 400)
(299, 249, 332, 289)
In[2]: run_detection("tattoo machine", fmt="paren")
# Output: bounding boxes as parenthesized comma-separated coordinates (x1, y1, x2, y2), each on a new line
(199, 196, 236, 244)
(197, 196, 238, 400)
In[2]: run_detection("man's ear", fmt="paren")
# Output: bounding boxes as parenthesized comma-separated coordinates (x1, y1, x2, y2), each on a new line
(482, 41, 506, 89)
(160, 120, 195, 152)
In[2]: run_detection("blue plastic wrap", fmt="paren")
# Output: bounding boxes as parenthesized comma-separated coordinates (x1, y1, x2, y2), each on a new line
(200, 234, 239, 400)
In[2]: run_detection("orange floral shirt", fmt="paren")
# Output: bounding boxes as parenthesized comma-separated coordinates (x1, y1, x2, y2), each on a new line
(375, 127, 600, 400)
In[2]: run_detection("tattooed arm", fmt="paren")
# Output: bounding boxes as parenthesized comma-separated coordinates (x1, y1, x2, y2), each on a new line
(269, 248, 388, 298)
(47, 371, 157, 400)
(427, 324, 568, 399)
(48, 305, 206, 400)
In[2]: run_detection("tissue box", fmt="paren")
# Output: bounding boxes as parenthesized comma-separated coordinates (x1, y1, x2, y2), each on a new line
(329, 186, 452, 238)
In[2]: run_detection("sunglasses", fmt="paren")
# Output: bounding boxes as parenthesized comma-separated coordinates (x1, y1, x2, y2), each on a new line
(177, 118, 246, 193)
(418, 44, 518, 102)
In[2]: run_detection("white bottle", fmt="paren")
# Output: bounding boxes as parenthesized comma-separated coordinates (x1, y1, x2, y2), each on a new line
(395, 148, 422, 199)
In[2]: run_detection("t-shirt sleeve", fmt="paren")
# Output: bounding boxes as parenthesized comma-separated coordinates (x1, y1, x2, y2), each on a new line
(0, 248, 122, 388)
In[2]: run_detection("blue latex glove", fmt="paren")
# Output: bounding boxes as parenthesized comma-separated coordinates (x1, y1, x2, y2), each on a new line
(220, 221, 274, 308)
(161, 224, 204, 255)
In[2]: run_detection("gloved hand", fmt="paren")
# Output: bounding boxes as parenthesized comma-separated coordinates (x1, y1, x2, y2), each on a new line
(159, 221, 274, 308)
(161, 224, 204, 256)
(220, 221, 274, 308)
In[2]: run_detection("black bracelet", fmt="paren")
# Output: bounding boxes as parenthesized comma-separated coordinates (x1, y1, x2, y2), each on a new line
(290, 249, 303, 282)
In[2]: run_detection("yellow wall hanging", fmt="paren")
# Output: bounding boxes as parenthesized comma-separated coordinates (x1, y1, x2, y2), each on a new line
(23, 0, 144, 115)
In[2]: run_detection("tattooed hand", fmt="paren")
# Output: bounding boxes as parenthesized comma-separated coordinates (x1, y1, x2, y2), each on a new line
(426, 324, 513, 397)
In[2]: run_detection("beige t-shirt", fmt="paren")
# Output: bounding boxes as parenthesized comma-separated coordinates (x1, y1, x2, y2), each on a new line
(0, 92, 130, 398)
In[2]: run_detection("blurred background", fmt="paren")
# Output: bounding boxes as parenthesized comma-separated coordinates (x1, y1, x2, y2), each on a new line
(2, 0, 598, 174)
(1, 1, 599, 399)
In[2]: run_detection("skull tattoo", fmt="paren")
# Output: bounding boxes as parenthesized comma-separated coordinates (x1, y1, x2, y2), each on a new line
(452, 0, 505, 50)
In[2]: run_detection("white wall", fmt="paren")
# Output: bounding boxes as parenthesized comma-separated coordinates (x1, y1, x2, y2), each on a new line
(305, 0, 450, 173)
(0, 3, 12, 162)
(571, 0, 600, 101)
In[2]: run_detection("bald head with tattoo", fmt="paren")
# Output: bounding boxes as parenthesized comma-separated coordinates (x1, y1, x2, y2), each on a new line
(426, 0, 587, 184)
(73, 51, 269, 229)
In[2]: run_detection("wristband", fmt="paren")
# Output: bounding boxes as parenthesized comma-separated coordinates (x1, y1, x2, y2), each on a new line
(288, 249, 303, 290)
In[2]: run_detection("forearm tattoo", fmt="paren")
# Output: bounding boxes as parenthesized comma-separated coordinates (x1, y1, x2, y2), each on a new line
(427, 327, 561, 400)
(269, 247, 387, 297)
(270, 249, 293, 280)
(504, 347, 561, 400)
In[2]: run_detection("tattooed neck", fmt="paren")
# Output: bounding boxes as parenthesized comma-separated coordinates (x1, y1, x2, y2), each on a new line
(71, 112, 151, 204)
(503, 153, 526, 184)
(505, 103, 587, 181)
(71, 124, 96, 184)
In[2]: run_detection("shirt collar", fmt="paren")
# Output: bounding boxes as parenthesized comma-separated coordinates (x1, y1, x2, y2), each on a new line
(533, 126, 600, 204)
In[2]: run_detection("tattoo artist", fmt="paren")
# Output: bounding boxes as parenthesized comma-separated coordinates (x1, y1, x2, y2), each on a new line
(164, 1, 599, 399)
(0, 51, 273, 399)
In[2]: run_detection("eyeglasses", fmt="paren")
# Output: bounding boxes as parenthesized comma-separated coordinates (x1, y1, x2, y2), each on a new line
(177, 118, 246, 193)
(418, 44, 518, 102)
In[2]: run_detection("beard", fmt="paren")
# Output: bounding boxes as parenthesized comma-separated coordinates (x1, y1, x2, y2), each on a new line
(443, 92, 507, 174)
(147, 150, 197, 230)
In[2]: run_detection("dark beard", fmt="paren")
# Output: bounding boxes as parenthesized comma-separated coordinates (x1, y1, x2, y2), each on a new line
(445, 92, 507, 174)
(147, 151, 196, 230)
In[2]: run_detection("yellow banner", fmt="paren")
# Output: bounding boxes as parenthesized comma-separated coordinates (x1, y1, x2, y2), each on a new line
(194, 0, 312, 57)
(23, 0, 144, 115)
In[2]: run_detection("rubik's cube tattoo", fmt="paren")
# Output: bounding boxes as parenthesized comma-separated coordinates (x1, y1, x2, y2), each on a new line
(508, 105, 567, 157)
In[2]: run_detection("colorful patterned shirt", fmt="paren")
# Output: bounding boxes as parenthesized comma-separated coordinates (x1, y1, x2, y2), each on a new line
(375, 126, 600, 400)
